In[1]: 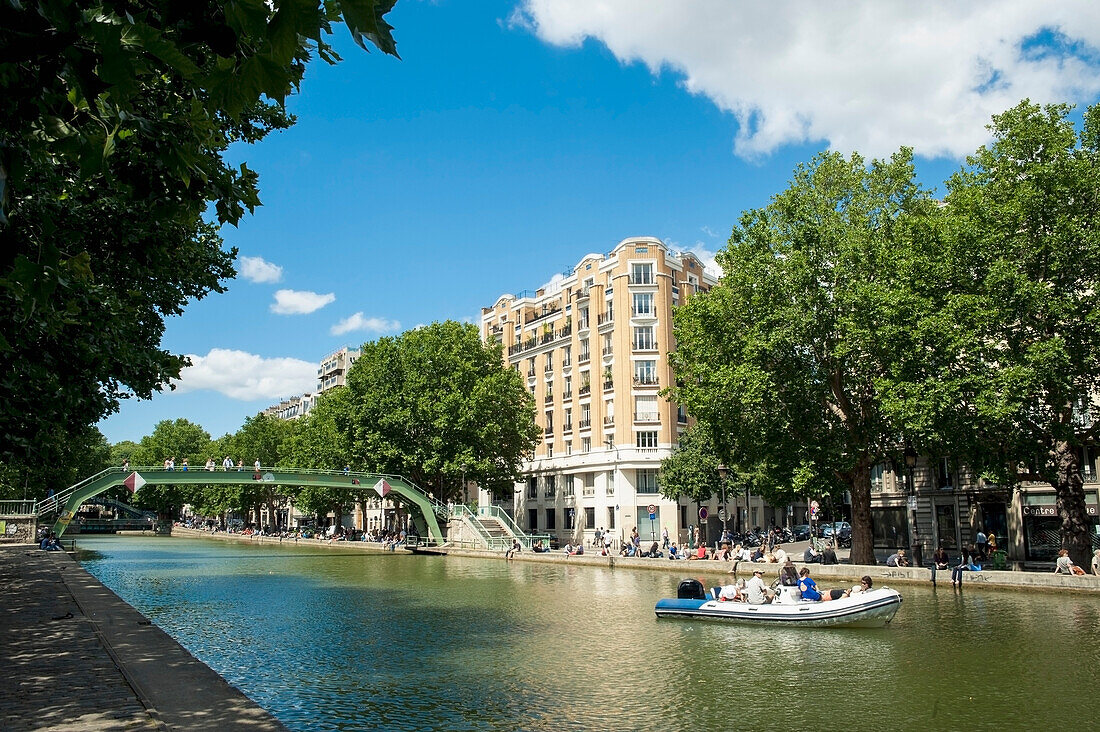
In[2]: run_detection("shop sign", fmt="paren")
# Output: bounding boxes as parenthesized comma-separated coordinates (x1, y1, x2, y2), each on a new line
(1022, 505, 1097, 517)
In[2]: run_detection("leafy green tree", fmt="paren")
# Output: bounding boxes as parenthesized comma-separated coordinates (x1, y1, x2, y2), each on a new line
(0, 1, 399, 490)
(669, 149, 941, 564)
(887, 101, 1100, 566)
(347, 321, 540, 501)
(129, 418, 212, 519)
(282, 388, 359, 524)
(658, 423, 720, 508)
(229, 412, 293, 525)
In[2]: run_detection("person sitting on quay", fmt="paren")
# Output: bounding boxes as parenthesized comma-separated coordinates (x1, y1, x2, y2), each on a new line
(643, 541, 662, 558)
(886, 549, 910, 567)
(744, 569, 774, 604)
(1054, 548, 1084, 575)
(797, 567, 822, 601)
(712, 542, 731, 561)
(689, 543, 709, 560)
(773, 544, 789, 564)
(750, 546, 765, 562)
(803, 545, 821, 563)
(667, 543, 680, 559)
(931, 545, 951, 584)
(821, 543, 838, 565)
(1092, 549, 1100, 576)
(569, 542, 584, 556)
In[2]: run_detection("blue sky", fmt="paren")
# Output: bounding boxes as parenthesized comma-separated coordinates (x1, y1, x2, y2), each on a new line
(98, 0, 1100, 445)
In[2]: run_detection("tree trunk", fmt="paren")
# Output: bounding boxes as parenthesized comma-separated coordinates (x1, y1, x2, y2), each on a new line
(848, 458, 875, 565)
(1052, 439, 1092, 567)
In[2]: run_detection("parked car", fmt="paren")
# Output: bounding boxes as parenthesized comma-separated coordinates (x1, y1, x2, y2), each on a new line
(820, 521, 851, 538)
(791, 524, 811, 541)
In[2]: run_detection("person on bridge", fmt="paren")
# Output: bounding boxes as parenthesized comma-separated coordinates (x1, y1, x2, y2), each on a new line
(223, 456, 233, 471)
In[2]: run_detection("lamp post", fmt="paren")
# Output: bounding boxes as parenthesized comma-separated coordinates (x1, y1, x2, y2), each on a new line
(904, 444, 921, 567)
(717, 464, 729, 537)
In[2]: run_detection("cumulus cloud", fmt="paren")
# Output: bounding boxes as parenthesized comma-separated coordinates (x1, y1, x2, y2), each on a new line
(330, 312, 402, 336)
(270, 289, 335, 315)
(172, 349, 316, 400)
(541, 272, 567, 295)
(667, 238, 723, 278)
(238, 256, 283, 284)
(515, 1, 1100, 158)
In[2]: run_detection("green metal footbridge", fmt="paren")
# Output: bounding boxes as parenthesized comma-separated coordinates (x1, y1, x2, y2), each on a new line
(35, 467, 449, 544)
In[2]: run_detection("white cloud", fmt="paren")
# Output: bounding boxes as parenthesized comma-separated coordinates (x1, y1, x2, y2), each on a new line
(270, 289, 335, 315)
(540, 272, 567, 295)
(667, 238, 723, 278)
(330, 312, 401, 336)
(172, 349, 316, 400)
(516, 1, 1100, 159)
(239, 256, 283, 284)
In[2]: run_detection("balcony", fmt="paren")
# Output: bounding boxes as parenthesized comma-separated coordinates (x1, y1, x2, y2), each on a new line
(603, 415, 615, 424)
(603, 380, 614, 391)
(577, 319, 590, 331)
(602, 346, 614, 356)
(544, 427, 554, 436)
(634, 412, 660, 423)
(598, 312, 613, 325)
(525, 303, 562, 324)
(578, 384, 591, 396)
(544, 393, 554, 404)
(562, 390, 572, 400)
(527, 369, 536, 378)
(631, 308, 655, 317)
(579, 352, 590, 364)
(629, 274, 655, 285)
(578, 419, 591, 429)
(632, 341, 658, 352)
(563, 422, 573, 432)
(633, 375, 659, 386)
(558, 325, 572, 339)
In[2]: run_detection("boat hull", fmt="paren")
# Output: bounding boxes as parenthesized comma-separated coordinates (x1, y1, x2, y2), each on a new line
(654, 588, 902, 628)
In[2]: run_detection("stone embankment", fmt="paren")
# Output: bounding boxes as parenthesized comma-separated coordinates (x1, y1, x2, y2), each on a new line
(0, 544, 287, 731)
(173, 526, 1100, 594)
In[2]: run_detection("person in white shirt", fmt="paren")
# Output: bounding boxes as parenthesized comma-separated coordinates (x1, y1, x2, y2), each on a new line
(744, 569, 774, 604)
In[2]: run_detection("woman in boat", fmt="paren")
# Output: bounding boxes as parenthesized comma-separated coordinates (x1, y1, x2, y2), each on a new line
(797, 567, 822, 601)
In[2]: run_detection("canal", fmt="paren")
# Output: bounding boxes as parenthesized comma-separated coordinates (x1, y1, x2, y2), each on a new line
(76, 536, 1099, 731)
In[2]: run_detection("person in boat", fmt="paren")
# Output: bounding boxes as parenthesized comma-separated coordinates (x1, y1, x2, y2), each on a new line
(779, 559, 799, 586)
(797, 567, 822, 601)
(717, 579, 745, 602)
(744, 569, 774, 604)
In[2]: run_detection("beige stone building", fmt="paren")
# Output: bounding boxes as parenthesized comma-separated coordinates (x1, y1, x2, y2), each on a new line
(481, 236, 718, 547)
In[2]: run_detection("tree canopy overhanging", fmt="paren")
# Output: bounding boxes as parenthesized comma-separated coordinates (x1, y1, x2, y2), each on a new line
(0, 1, 400, 498)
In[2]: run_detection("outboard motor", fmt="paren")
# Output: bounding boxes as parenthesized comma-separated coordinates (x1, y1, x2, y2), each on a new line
(677, 578, 706, 600)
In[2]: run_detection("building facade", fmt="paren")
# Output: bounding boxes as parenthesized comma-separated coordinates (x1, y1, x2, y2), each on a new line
(481, 237, 721, 547)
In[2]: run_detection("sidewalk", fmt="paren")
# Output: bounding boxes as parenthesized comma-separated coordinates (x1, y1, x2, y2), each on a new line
(0, 545, 287, 731)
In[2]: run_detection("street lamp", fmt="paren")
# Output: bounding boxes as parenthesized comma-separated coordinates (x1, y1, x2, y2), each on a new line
(717, 464, 729, 536)
(904, 444, 921, 566)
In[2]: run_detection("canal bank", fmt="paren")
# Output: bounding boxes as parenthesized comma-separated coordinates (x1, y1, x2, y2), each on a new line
(0, 544, 287, 731)
(172, 526, 1100, 594)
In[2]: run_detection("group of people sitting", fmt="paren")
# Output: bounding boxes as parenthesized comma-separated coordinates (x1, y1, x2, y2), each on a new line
(713, 565, 875, 604)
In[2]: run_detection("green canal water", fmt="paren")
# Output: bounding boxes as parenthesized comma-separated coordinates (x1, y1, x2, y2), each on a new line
(75, 536, 1099, 731)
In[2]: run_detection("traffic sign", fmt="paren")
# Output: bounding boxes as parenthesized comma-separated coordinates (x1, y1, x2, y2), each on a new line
(718, 508, 727, 521)
(699, 507, 709, 520)
(647, 503, 656, 514)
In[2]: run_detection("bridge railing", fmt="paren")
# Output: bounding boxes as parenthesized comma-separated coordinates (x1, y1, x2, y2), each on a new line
(36, 467, 121, 516)
(0, 500, 37, 516)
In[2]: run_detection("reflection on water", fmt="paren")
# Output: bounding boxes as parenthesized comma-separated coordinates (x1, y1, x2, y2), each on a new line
(77, 537, 1100, 731)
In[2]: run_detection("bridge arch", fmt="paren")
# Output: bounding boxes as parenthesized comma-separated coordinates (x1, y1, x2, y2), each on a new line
(39, 467, 448, 544)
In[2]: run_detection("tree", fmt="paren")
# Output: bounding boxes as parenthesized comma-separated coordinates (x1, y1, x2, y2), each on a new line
(889, 101, 1100, 566)
(228, 412, 293, 525)
(282, 387, 360, 525)
(129, 418, 212, 519)
(346, 321, 540, 501)
(668, 149, 941, 564)
(0, 1, 399, 489)
(658, 424, 720, 506)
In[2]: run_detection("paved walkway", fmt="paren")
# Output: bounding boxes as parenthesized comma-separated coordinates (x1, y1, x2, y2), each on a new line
(0, 545, 287, 731)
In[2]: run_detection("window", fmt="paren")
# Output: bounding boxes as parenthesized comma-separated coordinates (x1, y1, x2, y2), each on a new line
(581, 404, 591, 428)
(579, 338, 590, 362)
(635, 395, 658, 422)
(527, 358, 535, 377)
(564, 407, 572, 431)
(871, 463, 885, 492)
(528, 508, 538, 530)
(544, 411, 553, 433)
(633, 326, 655, 350)
(582, 436, 591, 453)
(545, 351, 553, 371)
(605, 399, 614, 423)
(584, 507, 595, 530)
(637, 468, 659, 493)
(544, 475, 556, 498)
(607, 507, 616, 530)
(585, 472, 596, 489)
(632, 292, 654, 316)
(579, 307, 589, 329)
(936, 458, 953, 490)
(562, 346, 571, 367)
(565, 440, 572, 455)
(636, 431, 658, 449)
(527, 476, 537, 500)
(631, 262, 654, 284)
(606, 300, 614, 321)
(545, 508, 556, 530)
(603, 333, 613, 355)
(634, 360, 657, 384)
(563, 475, 574, 496)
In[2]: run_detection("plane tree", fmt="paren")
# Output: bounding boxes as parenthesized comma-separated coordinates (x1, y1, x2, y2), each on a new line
(668, 149, 942, 565)
(882, 101, 1100, 566)
(0, 1, 400, 495)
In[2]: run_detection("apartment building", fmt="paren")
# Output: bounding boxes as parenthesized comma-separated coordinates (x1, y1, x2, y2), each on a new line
(317, 346, 360, 394)
(481, 236, 718, 546)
